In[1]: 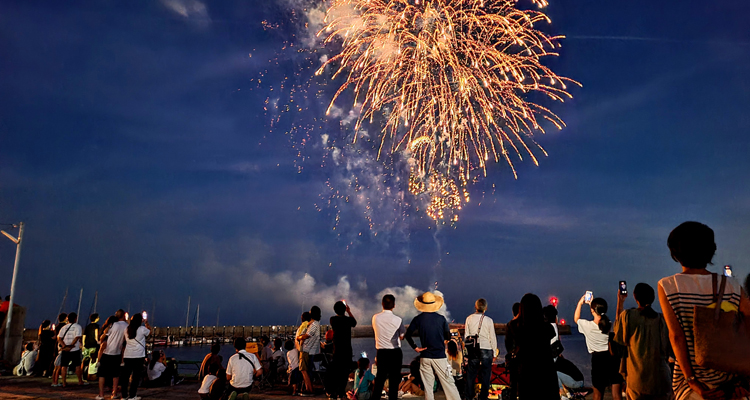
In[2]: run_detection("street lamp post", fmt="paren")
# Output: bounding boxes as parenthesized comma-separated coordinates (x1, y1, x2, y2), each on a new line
(1, 222, 24, 359)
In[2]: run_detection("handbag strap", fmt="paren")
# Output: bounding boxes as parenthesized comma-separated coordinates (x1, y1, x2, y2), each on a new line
(713, 273, 727, 321)
(477, 314, 485, 336)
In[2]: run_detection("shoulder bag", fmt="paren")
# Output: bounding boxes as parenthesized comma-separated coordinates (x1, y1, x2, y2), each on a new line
(465, 314, 484, 359)
(60, 325, 75, 352)
(693, 273, 750, 375)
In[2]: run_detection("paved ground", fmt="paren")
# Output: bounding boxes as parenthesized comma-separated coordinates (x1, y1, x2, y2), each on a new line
(0, 376, 615, 400)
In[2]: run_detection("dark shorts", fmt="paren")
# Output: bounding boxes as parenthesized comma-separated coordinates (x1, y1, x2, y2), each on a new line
(290, 368, 303, 385)
(591, 351, 623, 391)
(99, 354, 122, 378)
(60, 350, 81, 368)
(299, 352, 311, 372)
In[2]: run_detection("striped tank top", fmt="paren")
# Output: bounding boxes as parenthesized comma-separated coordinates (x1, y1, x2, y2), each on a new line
(658, 273, 744, 400)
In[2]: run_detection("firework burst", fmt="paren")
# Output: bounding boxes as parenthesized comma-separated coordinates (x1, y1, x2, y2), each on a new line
(316, 0, 579, 220)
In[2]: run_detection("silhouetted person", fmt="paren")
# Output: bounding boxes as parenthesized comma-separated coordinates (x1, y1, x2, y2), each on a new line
(330, 300, 357, 399)
(506, 293, 558, 399)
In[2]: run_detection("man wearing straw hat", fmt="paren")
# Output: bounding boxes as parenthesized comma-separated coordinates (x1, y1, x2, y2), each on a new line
(405, 292, 461, 400)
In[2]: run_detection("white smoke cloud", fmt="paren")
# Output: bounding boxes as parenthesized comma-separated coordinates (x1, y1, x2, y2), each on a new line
(160, 0, 211, 26)
(194, 238, 449, 322)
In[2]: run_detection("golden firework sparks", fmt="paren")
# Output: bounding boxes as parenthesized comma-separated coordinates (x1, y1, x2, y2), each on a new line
(317, 0, 578, 220)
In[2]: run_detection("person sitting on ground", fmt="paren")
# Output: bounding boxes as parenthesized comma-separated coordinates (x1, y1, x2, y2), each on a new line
(200, 342, 223, 381)
(348, 357, 375, 400)
(81, 313, 100, 378)
(146, 349, 181, 386)
(226, 337, 263, 397)
(614, 283, 671, 400)
(285, 339, 302, 396)
(398, 357, 426, 397)
(555, 355, 585, 400)
(272, 338, 287, 375)
(199, 362, 221, 399)
(33, 320, 56, 377)
(14, 342, 37, 376)
(658, 221, 750, 400)
(259, 335, 275, 373)
(446, 338, 464, 397)
(57, 312, 86, 387)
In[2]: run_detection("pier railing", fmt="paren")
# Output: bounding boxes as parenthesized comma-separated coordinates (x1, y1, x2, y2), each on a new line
(24, 323, 571, 344)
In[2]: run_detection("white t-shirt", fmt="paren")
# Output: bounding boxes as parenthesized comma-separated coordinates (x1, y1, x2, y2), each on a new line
(104, 321, 128, 356)
(123, 325, 150, 358)
(58, 323, 83, 352)
(148, 362, 167, 381)
(576, 319, 609, 353)
(22, 349, 37, 374)
(372, 310, 405, 349)
(226, 350, 262, 389)
(199, 374, 217, 394)
(287, 348, 300, 373)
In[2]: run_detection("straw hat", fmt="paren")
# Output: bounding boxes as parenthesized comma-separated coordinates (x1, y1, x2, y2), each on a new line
(414, 291, 444, 313)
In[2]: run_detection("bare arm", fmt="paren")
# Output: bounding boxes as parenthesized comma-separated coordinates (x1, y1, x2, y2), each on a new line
(573, 296, 585, 323)
(658, 284, 716, 398)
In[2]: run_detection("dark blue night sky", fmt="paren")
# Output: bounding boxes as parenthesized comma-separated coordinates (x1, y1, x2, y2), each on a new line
(1, 1, 749, 328)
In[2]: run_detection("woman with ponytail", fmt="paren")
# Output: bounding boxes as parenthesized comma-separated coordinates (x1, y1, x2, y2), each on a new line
(613, 283, 671, 399)
(574, 295, 623, 400)
(121, 313, 150, 400)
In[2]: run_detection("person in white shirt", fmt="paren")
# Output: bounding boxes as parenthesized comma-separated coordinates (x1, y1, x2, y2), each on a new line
(57, 312, 85, 387)
(297, 306, 321, 396)
(226, 337, 262, 395)
(464, 298, 497, 400)
(574, 296, 623, 400)
(98, 310, 129, 400)
(120, 313, 151, 400)
(198, 363, 221, 399)
(371, 294, 406, 400)
(15, 342, 37, 376)
(285, 339, 302, 395)
(271, 338, 287, 375)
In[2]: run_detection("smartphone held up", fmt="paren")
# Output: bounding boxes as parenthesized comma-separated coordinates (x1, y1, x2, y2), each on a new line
(724, 265, 733, 278)
(619, 281, 627, 295)
(142, 311, 148, 320)
(584, 291, 593, 304)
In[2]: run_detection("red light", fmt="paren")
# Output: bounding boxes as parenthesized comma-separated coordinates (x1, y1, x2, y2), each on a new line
(559, 319, 566, 325)
(550, 297, 558, 307)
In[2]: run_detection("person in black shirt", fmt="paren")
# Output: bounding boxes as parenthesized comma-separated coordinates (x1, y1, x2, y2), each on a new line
(405, 292, 461, 400)
(505, 294, 558, 399)
(329, 301, 357, 399)
(82, 313, 100, 375)
(33, 320, 57, 377)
